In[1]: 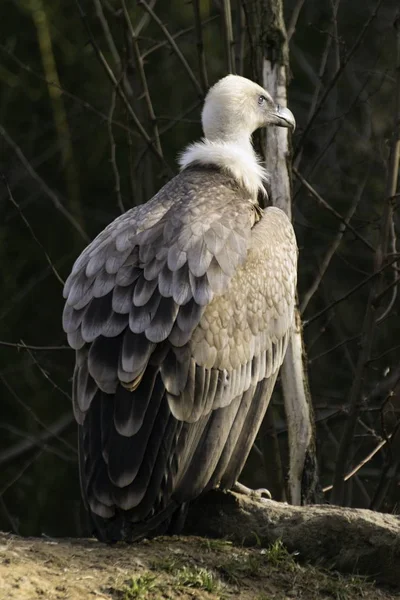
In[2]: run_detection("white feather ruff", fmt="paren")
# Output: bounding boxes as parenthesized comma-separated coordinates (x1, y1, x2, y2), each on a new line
(178, 139, 269, 200)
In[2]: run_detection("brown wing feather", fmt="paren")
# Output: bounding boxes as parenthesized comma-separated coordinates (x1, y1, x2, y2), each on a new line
(63, 167, 297, 542)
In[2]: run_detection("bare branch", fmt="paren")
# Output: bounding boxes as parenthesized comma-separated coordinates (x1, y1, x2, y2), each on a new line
(133, 99, 202, 172)
(0, 340, 70, 351)
(0, 43, 142, 139)
(141, 16, 219, 60)
(107, 86, 125, 213)
(1, 175, 65, 286)
(74, 0, 172, 172)
(323, 434, 392, 493)
(370, 421, 400, 510)
(93, 0, 122, 70)
(0, 496, 19, 534)
(293, 168, 375, 253)
(222, 0, 235, 73)
(304, 256, 400, 327)
(376, 198, 398, 323)
(122, 0, 163, 155)
(0, 373, 75, 453)
(331, 15, 400, 504)
(137, 0, 203, 97)
(193, 0, 209, 92)
(0, 449, 45, 497)
(22, 343, 72, 404)
(286, 0, 306, 42)
(293, 0, 341, 169)
(0, 414, 75, 466)
(294, 0, 386, 159)
(308, 333, 361, 364)
(368, 342, 400, 363)
(234, 0, 245, 75)
(133, 0, 157, 36)
(0, 125, 89, 242)
(300, 172, 368, 313)
(321, 421, 371, 505)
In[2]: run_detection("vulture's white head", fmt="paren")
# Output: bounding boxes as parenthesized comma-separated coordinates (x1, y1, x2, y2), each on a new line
(202, 74, 295, 141)
(179, 75, 295, 200)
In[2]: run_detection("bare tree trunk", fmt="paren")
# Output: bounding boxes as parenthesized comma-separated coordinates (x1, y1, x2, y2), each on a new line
(242, 0, 319, 504)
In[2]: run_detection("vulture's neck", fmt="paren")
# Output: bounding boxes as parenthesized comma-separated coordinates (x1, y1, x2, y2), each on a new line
(179, 136, 268, 201)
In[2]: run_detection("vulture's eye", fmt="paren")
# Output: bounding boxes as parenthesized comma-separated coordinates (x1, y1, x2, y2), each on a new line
(258, 95, 267, 105)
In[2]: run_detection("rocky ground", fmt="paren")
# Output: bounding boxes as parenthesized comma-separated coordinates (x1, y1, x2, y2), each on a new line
(0, 531, 398, 600)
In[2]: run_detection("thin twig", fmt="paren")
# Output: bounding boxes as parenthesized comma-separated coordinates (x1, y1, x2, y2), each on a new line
(133, 99, 202, 172)
(22, 343, 72, 404)
(222, 0, 235, 73)
(141, 16, 218, 59)
(308, 333, 361, 364)
(1, 423, 74, 462)
(0, 373, 75, 453)
(370, 420, 400, 510)
(31, 0, 83, 229)
(107, 85, 125, 213)
(293, 0, 341, 169)
(0, 496, 19, 534)
(235, 0, 245, 75)
(0, 449, 45, 497)
(93, 0, 122, 71)
(375, 275, 400, 309)
(304, 256, 400, 327)
(323, 434, 391, 493)
(366, 365, 400, 406)
(122, 0, 163, 155)
(193, 0, 209, 92)
(287, 0, 306, 42)
(368, 342, 400, 363)
(294, 0, 386, 159)
(331, 15, 400, 504)
(293, 168, 375, 252)
(376, 210, 398, 323)
(137, 0, 203, 96)
(321, 421, 371, 504)
(0, 340, 70, 351)
(133, 0, 157, 36)
(74, 0, 171, 172)
(300, 172, 369, 314)
(1, 175, 64, 285)
(0, 43, 141, 139)
(0, 414, 75, 466)
(330, 0, 341, 73)
(0, 125, 89, 241)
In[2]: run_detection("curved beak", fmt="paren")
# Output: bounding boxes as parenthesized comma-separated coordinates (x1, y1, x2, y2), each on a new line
(272, 105, 296, 131)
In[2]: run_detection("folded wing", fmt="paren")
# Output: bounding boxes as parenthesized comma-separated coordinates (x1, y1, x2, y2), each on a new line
(62, 168, 297, 540)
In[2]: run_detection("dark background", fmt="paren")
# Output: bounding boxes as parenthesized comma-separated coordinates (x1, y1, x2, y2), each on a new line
(0, 0, 399, 537)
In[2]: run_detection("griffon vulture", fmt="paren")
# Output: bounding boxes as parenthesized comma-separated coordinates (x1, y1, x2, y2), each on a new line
(62, 75, 297, 542)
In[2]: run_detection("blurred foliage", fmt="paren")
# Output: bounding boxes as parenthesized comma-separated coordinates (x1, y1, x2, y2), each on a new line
(0, 0, 399, 536)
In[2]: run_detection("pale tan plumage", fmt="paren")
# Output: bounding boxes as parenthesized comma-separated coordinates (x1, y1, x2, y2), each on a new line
(62, 75, 297, 542)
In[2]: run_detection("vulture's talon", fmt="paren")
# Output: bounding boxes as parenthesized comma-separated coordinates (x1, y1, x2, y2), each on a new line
(232, 482, 272, 501)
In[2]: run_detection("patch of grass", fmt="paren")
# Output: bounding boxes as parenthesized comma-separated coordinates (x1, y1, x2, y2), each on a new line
(151, 557, 222, 594)
(118, 573, 157, 599)
(150, 556, 182, 574)
(219, 552, 263, 584)
(318, 572, 373, 600)
(219, 540, 298, 587)
(199, 538, 233, 553)
(176, 565, 221, 593)
(262, 539, 294, 567)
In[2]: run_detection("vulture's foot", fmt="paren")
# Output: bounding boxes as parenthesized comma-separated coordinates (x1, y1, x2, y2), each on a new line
(232, 482, 272, 501)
